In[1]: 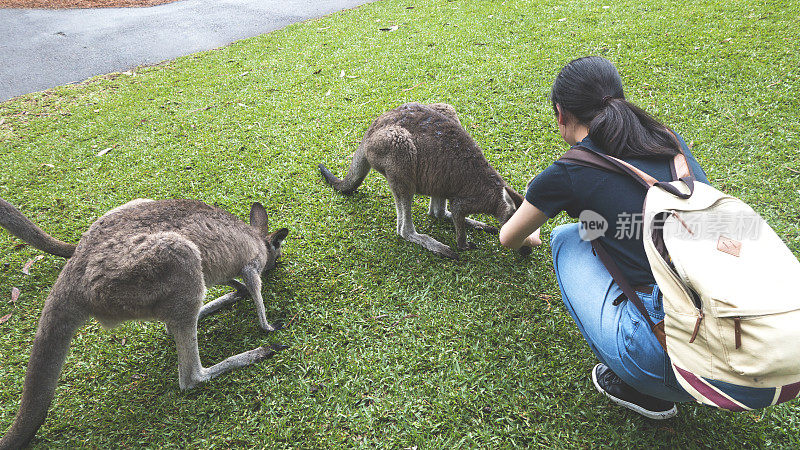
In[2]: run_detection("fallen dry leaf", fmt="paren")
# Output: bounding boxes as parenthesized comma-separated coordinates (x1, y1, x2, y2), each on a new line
(22, 255, 45, 275)
(11, 287, 20, 303)
(539, 294, 555, 310)
(96, 147, 112, 157)
(0, 313, 11, 325)
(402, 82, 424, 91)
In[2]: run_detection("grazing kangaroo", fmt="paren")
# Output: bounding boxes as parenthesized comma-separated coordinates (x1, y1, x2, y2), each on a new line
(319, 102, 526, 259)
(0, 197, 75, 257)
(0, 199, 288, 449)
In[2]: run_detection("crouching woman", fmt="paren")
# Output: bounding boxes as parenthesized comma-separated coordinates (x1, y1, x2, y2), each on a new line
(500, 56, 709, 419)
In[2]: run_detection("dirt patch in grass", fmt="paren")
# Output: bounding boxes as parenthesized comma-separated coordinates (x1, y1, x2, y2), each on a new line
(0, 0, 179, 8)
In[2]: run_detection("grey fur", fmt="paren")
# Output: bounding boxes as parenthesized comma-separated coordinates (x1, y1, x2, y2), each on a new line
(0, 199, 289, 449)
(0, 197, 76, 258)
(319, 102, 525, 259)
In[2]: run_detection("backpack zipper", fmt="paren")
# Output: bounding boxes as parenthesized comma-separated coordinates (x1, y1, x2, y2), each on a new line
(671, 212, 696, 235)
(690, 310, 704, 343)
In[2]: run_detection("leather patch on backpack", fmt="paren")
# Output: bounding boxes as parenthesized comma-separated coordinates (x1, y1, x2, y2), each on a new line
(717, 235, 742, 257)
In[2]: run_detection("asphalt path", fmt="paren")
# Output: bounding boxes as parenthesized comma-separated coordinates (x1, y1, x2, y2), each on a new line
(0, 0, 376, 102)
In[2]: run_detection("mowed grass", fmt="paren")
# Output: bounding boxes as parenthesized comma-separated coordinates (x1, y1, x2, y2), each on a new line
(1, 0, 799, 447)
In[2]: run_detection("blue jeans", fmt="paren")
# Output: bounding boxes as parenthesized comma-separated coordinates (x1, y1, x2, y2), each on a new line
(550, 223, 692, 402)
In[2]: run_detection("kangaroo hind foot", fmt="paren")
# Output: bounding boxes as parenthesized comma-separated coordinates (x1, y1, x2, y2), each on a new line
(395, 193, 458, 260)
(170, 316, 278, 390)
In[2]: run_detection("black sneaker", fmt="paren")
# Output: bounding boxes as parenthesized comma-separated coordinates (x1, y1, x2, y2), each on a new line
(591, 363, 677, 420)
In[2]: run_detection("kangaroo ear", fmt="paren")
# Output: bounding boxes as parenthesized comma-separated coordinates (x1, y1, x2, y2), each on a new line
(249, 202, 269, 237)
(268, 228, 289, 249)
(504, 186, 524, 209)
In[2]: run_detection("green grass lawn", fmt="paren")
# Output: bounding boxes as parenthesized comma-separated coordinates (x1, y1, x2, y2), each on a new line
(1, 0, 799, 447)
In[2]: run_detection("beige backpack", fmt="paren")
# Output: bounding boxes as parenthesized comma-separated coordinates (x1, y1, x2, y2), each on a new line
(561, 143, 800, 411)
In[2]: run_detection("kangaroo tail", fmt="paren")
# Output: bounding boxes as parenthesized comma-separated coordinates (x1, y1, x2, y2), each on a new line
(0, 198, 75, 258)
(318, 144, 371, 196)
(0, 291, 85, 450)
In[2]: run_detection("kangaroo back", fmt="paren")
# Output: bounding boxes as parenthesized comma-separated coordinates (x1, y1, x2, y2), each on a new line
(0, 198, 75, 258)
(0, 286, 86, 449)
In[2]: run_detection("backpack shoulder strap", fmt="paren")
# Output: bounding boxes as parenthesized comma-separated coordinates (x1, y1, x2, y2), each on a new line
(667, 130, 694, 180)
(559, 146, 659, 189)
(592, 239, 668, 350)
(560, 145, 695, 199)
(560, 148, 624, 174)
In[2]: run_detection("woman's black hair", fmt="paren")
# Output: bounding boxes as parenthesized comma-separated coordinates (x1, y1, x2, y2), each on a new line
(550, 56, 679, 158)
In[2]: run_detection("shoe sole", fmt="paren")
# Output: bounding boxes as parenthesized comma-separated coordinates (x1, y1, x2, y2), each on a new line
(591, 364, 677, 420)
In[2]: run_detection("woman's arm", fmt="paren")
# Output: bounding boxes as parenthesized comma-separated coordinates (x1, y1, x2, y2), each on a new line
(499, 199, 549, 250)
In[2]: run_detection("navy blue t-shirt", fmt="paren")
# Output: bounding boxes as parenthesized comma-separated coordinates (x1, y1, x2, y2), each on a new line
(526, 134, 709, 286)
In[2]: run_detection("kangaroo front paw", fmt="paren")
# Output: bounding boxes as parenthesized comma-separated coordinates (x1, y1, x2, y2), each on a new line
(458, 241, 477, 251)
(481, 225, 499, 235)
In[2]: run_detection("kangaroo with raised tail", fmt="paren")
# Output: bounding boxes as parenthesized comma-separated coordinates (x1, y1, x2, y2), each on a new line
(319, 102, 527, 259)
(0, 197, 75, 257)
(0, 199, 289, 449)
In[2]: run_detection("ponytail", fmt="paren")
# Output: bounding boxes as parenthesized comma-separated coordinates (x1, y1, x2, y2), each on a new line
(551, 57, 679, 159)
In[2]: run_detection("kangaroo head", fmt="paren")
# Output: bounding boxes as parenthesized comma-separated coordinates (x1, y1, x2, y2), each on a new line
(249, 202, 289, 270)
(496, 186, 524, 224)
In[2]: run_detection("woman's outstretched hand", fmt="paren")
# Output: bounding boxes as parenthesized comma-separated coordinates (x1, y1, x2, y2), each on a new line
(526, 228, 542, 247)
(499, 199, 547, 251)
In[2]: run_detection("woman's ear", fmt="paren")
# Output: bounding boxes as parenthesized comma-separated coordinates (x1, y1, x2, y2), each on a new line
(556, 103, 568, 126)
